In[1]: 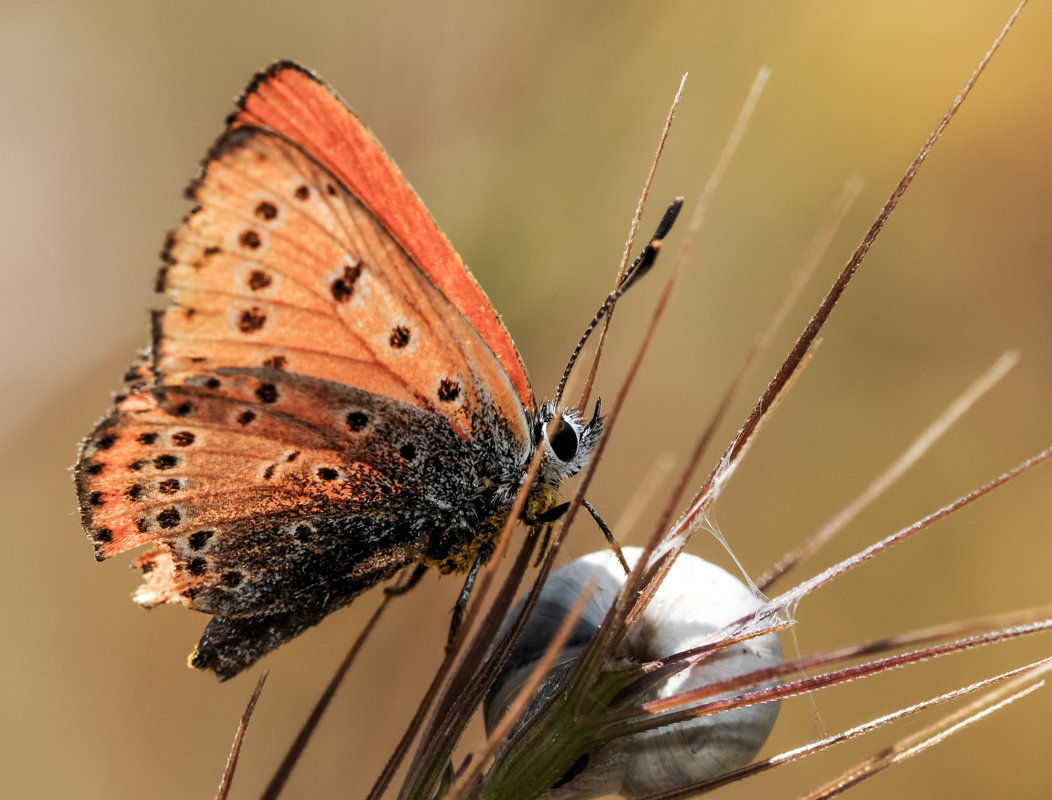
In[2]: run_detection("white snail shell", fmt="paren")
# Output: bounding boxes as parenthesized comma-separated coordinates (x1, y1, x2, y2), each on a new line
(484, 547, 783, 800)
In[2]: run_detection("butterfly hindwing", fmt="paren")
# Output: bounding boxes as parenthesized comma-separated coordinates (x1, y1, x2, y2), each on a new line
(77, 363, 524, 675)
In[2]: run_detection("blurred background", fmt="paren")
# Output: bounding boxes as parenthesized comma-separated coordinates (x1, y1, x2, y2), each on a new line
(4, 1, 1051, 797)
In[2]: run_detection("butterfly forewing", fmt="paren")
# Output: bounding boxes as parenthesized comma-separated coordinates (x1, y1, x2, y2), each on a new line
(228, 62, 533, 411)
(159, 128, 528, 441)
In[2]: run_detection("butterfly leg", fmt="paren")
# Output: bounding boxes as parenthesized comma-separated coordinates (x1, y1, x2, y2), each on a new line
(582, 500, 630, 575)
(532, 523, 552, 568)
(528, 502, 568, 567)
(530, 501, 571, 524)
(446, 555, 483, 647)
(385, 562, 429, 596)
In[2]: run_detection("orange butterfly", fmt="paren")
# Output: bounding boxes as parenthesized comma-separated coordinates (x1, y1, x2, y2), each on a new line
(75, 63, 604, 680)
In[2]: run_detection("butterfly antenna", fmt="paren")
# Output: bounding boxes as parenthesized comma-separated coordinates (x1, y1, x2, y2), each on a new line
(555, 198, 684, 406)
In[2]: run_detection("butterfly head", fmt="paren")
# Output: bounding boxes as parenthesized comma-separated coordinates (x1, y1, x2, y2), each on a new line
(534, 399, 603, 487)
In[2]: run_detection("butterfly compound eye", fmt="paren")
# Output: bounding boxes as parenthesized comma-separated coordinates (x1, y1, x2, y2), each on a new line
(548, 416, 579, 462)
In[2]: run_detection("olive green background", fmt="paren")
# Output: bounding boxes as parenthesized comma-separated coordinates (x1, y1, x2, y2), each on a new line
(4, 2, 1052, 798)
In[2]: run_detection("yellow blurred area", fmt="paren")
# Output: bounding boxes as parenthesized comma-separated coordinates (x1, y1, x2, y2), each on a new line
(3, 2, 1051, 798)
